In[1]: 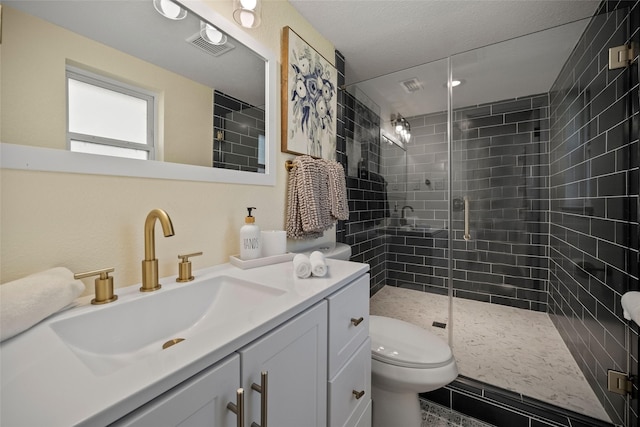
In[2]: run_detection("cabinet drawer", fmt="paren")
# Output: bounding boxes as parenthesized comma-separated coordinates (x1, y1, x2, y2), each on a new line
(328, 338, 371, 427)
(327, 274, 369, 378)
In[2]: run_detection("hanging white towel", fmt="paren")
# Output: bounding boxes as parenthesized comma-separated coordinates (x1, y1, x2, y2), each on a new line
(0, 267, 85, 342)
(621, 291, 640, 326)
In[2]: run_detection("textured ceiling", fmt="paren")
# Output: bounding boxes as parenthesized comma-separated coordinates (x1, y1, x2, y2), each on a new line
(289, 0, 601, 85)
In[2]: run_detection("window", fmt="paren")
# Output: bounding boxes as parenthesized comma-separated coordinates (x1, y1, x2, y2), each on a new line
(66, 67, 156, 160)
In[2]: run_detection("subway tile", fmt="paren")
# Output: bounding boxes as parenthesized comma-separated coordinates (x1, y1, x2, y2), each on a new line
(492, 98, 534, 114)
(452, 392, 529, 427)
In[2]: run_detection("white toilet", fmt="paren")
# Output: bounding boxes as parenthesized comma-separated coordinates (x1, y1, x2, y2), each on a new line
(302, 242, 458, 427)
(370, 315, 458, 427)
(300, 241, 352, 261)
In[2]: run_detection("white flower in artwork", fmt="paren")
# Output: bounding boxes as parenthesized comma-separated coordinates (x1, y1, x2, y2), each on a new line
(295, 79, 307, 99)
(316, 98, 327, 119)
(289, 42, 335, 158)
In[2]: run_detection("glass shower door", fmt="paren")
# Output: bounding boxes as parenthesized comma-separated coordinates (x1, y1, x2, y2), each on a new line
(448, 8, 637, 424)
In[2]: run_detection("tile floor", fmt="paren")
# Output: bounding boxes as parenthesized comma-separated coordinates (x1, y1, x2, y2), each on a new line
(370, 285, 611, 422)
(421, 400, 494, 426)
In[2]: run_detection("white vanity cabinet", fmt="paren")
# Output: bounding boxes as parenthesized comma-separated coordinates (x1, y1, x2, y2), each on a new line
(0, 260, 372, 427)
(326, 275, 371, 427)
(113, 301, 328, 427)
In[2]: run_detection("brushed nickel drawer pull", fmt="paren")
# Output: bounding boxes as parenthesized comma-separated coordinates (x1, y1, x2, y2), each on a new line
(227, 388, 245, 427)
(351, 317, 364, 326)
(352, 389, 365, 399)
(251, 371, 268, 427)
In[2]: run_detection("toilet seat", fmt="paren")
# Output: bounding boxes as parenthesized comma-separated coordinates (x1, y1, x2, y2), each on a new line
(370, 315, 454, 369)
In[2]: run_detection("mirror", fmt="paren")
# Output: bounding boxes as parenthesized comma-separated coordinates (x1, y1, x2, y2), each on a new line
(0, 0, 277, 185)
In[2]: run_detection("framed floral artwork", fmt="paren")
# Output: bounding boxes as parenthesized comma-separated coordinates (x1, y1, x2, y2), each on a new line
(281, 26, 337, 160)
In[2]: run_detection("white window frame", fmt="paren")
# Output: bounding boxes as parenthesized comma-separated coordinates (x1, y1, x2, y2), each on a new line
(66, 66, 157, 160)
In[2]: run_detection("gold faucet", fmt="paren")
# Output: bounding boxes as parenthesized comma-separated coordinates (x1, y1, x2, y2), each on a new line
(141, 209, 175, 292)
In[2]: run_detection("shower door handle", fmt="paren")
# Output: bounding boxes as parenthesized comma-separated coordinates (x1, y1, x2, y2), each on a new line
(464, 196, 471, 241)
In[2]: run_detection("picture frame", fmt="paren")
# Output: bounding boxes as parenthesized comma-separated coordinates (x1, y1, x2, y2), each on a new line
(281, 26, 337, 160)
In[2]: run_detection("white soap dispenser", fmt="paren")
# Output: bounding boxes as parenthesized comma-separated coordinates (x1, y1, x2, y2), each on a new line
(240, 207, 261, 260)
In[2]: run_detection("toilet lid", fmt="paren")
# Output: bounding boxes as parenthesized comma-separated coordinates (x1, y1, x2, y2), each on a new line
(370, 315, 454, 369)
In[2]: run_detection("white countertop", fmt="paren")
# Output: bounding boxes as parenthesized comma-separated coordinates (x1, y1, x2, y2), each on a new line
(0, 259, 369, 427)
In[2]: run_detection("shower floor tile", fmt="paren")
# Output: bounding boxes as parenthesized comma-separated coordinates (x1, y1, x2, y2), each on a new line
(370, 285, 611, 422)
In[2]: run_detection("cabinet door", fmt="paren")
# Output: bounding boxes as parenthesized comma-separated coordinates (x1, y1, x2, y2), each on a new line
(239, 301, 328, 427)
(112, 354, 240, 427)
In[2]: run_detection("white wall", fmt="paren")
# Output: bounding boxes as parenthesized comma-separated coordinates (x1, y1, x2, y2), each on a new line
(0, 0, 335, 296)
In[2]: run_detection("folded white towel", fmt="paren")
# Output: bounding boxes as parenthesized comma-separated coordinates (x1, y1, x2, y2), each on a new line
(293, 254, 312, 279)
(0, 267, 85, 342)
(621, 291, 640, 325)
(309, 251, 327, 277)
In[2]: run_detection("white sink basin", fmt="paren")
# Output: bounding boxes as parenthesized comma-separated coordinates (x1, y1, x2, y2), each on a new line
(50, 275, 285, 375)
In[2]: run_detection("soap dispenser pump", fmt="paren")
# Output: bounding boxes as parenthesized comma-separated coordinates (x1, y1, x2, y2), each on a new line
(240, 207, 261, 260)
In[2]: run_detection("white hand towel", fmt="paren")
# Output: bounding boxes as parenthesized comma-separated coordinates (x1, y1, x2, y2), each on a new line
(1, 267, 85, 342)
(621, 291, 640, 325)
(293, 254, 312, 279)
(309, 251, 327, 277)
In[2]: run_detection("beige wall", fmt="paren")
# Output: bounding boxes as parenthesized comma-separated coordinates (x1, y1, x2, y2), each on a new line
(0, 0, 335, 296)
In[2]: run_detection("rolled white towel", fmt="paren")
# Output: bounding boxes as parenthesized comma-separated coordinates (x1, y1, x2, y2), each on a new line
(293, 254, 312, 279)
(621, 291, 640, 325)
(309, 251, 327, 277)
(0, 267, 85, 342)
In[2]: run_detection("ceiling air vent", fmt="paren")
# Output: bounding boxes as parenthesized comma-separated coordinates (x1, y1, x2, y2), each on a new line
(187, 33, 235, 57)
(400, 77, 423, 93)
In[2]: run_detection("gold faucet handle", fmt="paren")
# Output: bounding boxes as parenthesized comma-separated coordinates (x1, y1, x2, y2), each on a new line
(176, 252, 203, 283)
(74, 267, 118, 305)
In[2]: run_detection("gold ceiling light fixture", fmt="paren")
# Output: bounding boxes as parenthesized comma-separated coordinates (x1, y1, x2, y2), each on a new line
(233, 0, 262, 28)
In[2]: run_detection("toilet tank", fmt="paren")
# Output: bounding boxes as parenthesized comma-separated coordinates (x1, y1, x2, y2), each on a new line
(299, 242, 351, 260)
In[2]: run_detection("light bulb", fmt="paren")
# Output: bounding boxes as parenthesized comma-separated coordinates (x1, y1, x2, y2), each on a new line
(201, 22, 227, 45)
(240, 0, 258, 11)
(153, 0, 187, 20)
(233, 0, 261, 27)
(240, 10, 255, 28)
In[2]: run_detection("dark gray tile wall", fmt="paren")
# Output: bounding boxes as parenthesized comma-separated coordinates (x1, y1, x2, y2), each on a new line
(342, 92, 387, 291)
(335, 50, 348, 244)
(213, 90, 265, 172)
(336, 50, 387, 291)
(547, 1, 639, 424)
(386, 94, 551, 311)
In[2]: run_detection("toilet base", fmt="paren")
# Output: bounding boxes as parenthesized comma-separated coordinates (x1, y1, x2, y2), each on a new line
(372, 385, 421, 427)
